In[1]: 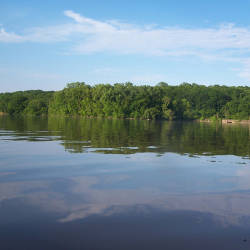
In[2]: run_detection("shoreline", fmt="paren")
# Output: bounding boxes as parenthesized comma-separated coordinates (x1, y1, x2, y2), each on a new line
(222, 119, 250, 124)
(0, 112, 249, 123)
(199, 119, 250, 124)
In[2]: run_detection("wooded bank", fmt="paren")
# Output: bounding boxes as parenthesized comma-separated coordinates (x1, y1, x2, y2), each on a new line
(0, 82, 249, 120)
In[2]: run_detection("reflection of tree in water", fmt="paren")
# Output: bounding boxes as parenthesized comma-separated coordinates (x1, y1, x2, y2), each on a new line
(49, 117, 163, 154)
(48, 117, 250, 156)
(0, 115, 49, 132)
(0, 116, 249, 156)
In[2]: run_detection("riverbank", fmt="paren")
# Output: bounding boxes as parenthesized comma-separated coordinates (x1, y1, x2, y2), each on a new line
(222, 119, 250, 124)
(199, 119, 250, 124)
(1, 112, 250, 123)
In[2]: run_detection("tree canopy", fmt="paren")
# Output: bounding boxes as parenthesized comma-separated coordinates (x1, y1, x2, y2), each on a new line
(0, 82, 249, 120)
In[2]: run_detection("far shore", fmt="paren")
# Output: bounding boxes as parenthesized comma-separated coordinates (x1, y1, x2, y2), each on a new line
(0, 112, 249, 124)
(200, 119, 250, 124)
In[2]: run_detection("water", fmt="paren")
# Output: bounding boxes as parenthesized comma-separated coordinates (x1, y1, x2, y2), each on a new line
(0, 116, 249, 250)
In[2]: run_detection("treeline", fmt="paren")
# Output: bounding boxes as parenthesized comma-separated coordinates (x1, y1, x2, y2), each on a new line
(0, 82, 249, 120)
(0, 90, 54, 116)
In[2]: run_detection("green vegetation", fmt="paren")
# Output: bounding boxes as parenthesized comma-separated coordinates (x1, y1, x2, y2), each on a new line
(0, 90, 54, 116)
(0, 82, 249, 120)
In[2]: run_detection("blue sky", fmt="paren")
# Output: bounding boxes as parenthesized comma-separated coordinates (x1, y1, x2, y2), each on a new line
(1, 0, 250, 92)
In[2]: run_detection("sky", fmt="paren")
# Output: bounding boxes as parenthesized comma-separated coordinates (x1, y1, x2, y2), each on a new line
(1, 0, 250, 92)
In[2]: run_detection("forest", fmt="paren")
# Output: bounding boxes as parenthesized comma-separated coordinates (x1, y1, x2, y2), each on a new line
(0, 82, 249, 120)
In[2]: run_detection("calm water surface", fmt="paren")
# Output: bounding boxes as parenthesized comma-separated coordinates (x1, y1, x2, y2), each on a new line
(0, 116, 250, 250)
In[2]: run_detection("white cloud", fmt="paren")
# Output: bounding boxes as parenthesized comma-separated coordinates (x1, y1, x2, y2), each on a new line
(0, 11, 250, 54)
(0, 11, 249, 53)
(0, 28, 24, 42)
(1, 10, 250, 80)
(64, 10, 85, 23)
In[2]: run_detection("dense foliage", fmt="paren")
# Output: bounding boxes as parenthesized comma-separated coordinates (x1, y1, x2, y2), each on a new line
(0, 90, 54, 116)
(0, 82, 249, 120)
